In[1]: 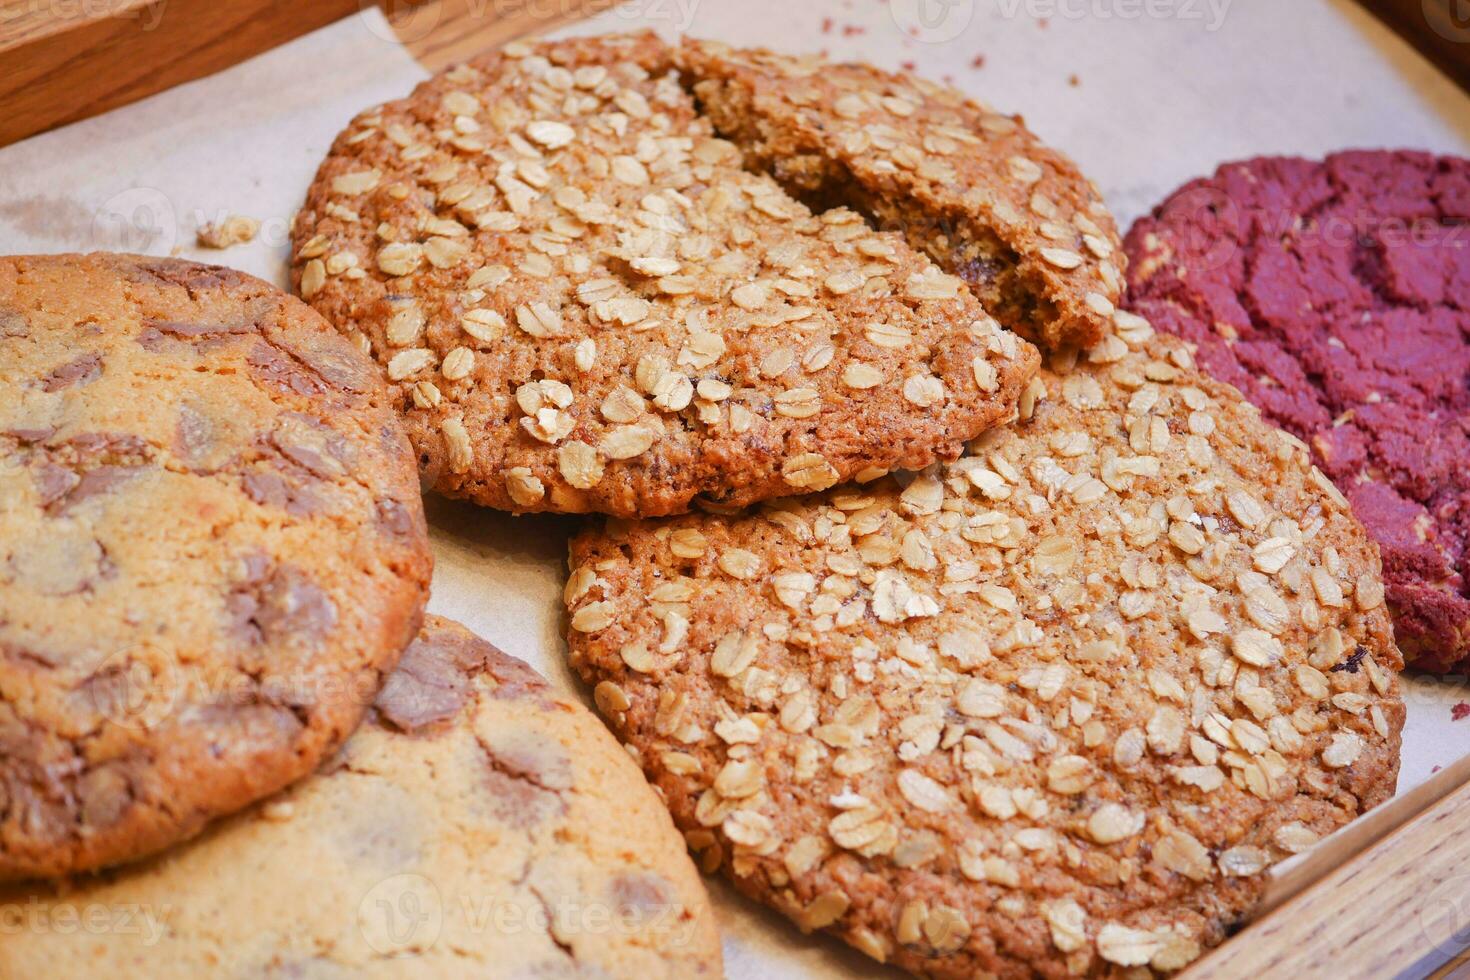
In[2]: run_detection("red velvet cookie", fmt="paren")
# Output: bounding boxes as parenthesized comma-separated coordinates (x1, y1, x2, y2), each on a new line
(1125, 151, 1470, 671)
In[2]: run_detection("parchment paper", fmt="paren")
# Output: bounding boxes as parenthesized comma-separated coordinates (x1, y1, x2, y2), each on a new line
(2, 1, 1468, 974)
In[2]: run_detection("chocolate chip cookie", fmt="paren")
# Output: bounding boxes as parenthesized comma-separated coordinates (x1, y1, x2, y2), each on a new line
(0, 617, 722, 977)
(678, 38, 1124, 351)
(0, 253, 432, 880)
(1125, 151, 1470, 672)
(292, 33, 1038, 518)
(565, 313, 1403, 977)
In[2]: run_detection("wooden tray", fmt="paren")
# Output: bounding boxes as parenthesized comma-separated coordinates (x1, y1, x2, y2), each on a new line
(2, 0, 1468, 975)
(0, 0, 612, 147)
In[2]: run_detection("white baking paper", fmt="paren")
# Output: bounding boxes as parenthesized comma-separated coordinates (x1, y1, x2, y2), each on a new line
(2, 2, 1468, 974)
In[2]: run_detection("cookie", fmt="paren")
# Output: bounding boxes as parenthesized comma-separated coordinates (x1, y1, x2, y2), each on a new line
(564, 315, 1403, 978)
(678, 39, 1124, 352)
(292, 32, 1038, 518)
(0, 253, 433, 879)
(0, 616, 723, 977)
(1125, 151, 1470, 672)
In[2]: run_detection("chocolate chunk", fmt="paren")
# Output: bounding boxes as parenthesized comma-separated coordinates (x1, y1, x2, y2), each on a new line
(229, 562, 338, 648)
(247, 342, 330, 398)
(53, 465, 142, 513)
(236, 550, 272, 586)
(375, 498, 419, 539)
(130, 258, 248, 294)
(31, 462, 79, 507)
(274, 331, 373, 393)
(609, 871, 673, 914)
(257, 568, 337, 647)
(270, 414, 352, 480)
(0, 639, 64, 669)
(6, 426, 55, 444)
(242, 471, 287, 509)
(375, 667, 466, 733)
(134, 327, 166, 352)
(65, 432, 149, 459)
(41, 353, 102, 392)
(142, 318, 253, 339)
(375, 628, 493, 732)
(240, 470, 320, 518)
(486, 654, 561, 711)
(483, 754, 566, 829)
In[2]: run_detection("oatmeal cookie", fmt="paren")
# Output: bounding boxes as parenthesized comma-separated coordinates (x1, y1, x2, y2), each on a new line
(564, 313, 1403, 978)
(1125, 151, 1470, 672)
(0, 253, 432, 879)
(0, 617, 722, 977)
(292, 33, 1038, 518)
(678, 38, 1124, 351)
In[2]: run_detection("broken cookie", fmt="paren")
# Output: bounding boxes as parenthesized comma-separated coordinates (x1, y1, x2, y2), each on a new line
(679, 38, 1125, 351)
(292, 33, 1038, 518)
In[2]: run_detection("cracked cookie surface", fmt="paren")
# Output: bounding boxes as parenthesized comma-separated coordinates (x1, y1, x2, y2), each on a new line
(1125, 151, 1470, 672)
(678, 38, 1124, 352)
(0, 253, 432, 879)
(565, 314, 1402, 978)
(292, 32, 1038, 518)
(0, 616, 723, 977)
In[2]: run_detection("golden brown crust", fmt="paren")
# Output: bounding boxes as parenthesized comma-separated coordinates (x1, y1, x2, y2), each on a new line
(0, 616, 723, 977)
(564, 312, 1403, 978)
(678, 38, 1124, 352)
(0, 253, 432, 880)
(291, 33, 1038, 518)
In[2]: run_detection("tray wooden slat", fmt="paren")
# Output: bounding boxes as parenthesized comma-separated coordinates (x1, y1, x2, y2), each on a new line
(1358, 0, 1470, 94)
(0, 0, 609, 148)
(397, 0, 616, 70)
(1187, 771, 1470, 978)
(0, 0, 363, 147)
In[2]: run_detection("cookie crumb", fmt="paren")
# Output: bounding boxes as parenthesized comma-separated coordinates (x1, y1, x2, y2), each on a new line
(261, 801, 295, 822)
(196, 214, 260, 249)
